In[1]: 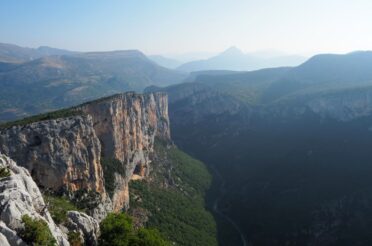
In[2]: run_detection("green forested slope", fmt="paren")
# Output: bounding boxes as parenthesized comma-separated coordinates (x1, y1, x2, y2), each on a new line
(129, 142, 217, 246)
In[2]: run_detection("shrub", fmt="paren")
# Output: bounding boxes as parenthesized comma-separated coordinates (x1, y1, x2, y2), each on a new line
(131, 228, 170, 246)
(19, 215, 56, 246)
(98, 213, 170, 246)
(44, 195, 80, 224)
(99, 213, 135, 246)
(0, 167, 10, 178)
(0, 108, 82, 129)
(68, 231, 83, 246)
(71, 189, 101, 210)
(101, 158, 124, 198)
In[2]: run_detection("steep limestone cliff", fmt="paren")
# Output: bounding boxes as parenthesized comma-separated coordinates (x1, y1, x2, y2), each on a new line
(78, 92, 170, 210)
(0, 115, 104, 195)
(306, 88, 372, 121)
(0, 92, 170, 214)
(265, 87, 372, 122)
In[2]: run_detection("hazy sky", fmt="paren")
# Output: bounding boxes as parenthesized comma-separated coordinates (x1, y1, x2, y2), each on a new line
(1, 0, 372, 56)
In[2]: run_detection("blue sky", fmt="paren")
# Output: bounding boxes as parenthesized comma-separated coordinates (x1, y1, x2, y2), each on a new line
(1, 0, 372, 56)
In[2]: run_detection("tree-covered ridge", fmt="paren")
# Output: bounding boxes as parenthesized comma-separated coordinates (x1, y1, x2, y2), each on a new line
(129, 142, 217, 246)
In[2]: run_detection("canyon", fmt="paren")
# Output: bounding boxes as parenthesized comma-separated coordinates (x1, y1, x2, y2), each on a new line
(0, 91, 216, 246)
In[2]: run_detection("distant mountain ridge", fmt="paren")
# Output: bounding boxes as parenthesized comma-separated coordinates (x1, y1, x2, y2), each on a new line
(0, 42, 76, 63)
(1, 42, 371, 122)
(0, 43, 187, 121)
(177, 46, 307, 72)
(148, 55, 183, 69)
(180, 51, 372, 104)
(261, 51, 372, 102)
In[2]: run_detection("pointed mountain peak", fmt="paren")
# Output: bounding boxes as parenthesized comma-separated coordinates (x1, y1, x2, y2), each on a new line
(221, 46, 244, 56)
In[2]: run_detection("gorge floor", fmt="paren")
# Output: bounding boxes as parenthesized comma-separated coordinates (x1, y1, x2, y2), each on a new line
(210, 164, 248, 246)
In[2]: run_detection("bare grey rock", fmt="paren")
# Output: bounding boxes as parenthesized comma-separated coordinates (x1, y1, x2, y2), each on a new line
(77, 92, 171, 211)
(0, 232, 11, 246)
(67, 211, 100, 245)
(0, 153, 69, 245)
(0, 221, 25, 246)
(306, 88, 372, 121)
(270, 87, 372, 122)
(90, 196, 113, 222)
(0, 115, 104, 194)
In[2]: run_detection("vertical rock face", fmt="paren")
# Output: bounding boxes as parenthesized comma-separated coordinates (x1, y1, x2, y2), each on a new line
(79, 92, 170, 163)
(306, 88, 372, 121)
(0, 116, 104, 195)
(0, 92, 170, 213)
(79, 92, 170, 210)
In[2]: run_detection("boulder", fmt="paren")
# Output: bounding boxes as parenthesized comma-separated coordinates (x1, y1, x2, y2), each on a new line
(67, 211, 100, 245)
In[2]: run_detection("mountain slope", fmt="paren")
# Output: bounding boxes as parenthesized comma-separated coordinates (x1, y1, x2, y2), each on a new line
(0, 42, 75, 63)
(148, 51, 372, 245)
(129, 142, 217, 246)
(178, 51, 372, 104)
(0, 50, 187, 121)
(148, 55, 183, 69)
(262, 51, 372, 102)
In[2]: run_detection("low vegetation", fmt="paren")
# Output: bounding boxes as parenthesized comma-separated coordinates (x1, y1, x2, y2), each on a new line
(68, 231, 83, 246)
(44, 194, 81, 224)
(99, 212, 170, 246)
(129, 142, 217, 246)
(0, 167, 10, 178)
(0, 108, 82, 129)
(19, 214, 56, 246)
(71, 189, 101, 211)
(101, 158, 125, 198)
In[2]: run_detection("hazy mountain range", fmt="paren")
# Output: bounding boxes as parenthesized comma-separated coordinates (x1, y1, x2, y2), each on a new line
(148, 55, 183, 69)
(150, 47, 306, 70)
(3, 40, 372, 245)
(0, 42, 75, 63)
(0, 42, 309, 121)
(0, 43, 186, 121)
(0, 42, 370, 122)
(176, 46, 307, 72)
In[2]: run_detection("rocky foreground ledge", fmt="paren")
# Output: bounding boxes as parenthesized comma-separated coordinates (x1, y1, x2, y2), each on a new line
(0, 152, 101, 246)
(0, 152, 69, 245)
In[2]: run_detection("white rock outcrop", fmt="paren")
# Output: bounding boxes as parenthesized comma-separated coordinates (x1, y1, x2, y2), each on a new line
(67, 211, 100, 245)
(0, 153, 69, 245)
